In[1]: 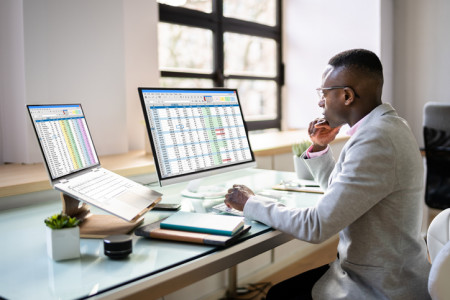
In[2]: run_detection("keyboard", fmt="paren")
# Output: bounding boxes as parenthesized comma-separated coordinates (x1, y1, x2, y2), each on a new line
(212, 203, 244, 217)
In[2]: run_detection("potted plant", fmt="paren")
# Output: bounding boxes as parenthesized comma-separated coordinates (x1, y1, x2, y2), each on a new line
(292, 140, 314, 180)
(45, 213, 81, 261)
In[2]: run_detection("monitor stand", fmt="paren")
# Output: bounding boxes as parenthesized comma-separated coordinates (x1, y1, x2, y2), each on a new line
(180, 178, 227, 199)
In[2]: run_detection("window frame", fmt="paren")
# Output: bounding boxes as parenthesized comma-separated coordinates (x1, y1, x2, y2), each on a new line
(159, 0, 283, 131)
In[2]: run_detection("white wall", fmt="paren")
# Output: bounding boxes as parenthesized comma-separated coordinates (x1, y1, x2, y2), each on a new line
(380, 0, 394, 106)
(0, 0, 28, 164)
(282, 0, 393, 131)
(0, 0, 158, 164)
(393, 0, 450, 147)
(124, 1, 161, 151)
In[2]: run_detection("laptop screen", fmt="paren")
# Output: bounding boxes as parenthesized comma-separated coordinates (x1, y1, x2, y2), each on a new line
(27, 104, 99, 181)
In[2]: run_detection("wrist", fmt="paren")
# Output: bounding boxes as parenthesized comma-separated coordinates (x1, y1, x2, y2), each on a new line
(311, 143, 328, 152)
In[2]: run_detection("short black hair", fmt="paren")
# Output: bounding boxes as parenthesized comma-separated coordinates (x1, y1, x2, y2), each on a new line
(328, 49, 383, 80)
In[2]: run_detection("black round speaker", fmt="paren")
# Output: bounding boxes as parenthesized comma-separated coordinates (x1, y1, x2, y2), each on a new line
(103, 234, 132, 259)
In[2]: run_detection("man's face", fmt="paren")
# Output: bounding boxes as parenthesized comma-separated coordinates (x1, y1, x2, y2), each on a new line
(317, 65, 348, 128)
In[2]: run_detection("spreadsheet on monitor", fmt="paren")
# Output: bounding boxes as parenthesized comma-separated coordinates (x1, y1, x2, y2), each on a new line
(139, 88, 255, 185)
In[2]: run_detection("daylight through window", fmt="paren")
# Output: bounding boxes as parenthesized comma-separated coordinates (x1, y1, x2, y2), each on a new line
(158, 0, 283, 130)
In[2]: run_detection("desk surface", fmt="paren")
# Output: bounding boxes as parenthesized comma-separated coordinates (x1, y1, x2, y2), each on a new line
(0, 168, 322, 300)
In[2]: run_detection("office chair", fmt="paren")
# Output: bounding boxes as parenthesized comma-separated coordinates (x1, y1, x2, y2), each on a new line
(423, 102, 450, 227)
(427, 208, 450, 299)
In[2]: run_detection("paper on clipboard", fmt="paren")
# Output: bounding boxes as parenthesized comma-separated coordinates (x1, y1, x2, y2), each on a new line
(272, 179, 324, 194)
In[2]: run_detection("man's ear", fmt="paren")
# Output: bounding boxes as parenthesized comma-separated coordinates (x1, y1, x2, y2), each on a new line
(344, 88, 355, 106)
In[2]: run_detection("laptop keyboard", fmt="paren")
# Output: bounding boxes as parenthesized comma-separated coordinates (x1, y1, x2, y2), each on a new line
(69, 171, 134, 201)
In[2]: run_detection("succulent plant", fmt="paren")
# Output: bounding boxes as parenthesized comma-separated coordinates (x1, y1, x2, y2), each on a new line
(44, 213, 81, 229)
(292, 140, 312, 157)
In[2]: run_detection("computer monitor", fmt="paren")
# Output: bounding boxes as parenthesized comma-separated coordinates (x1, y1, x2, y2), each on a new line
(138, 87, 256, 197)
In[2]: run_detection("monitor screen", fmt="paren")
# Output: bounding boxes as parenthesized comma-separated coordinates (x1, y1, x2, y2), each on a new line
(27, 104, 99, 181)
(138, 88, 256, 187)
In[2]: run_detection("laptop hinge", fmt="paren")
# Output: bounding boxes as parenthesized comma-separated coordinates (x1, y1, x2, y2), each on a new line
(59, 179, 69, 184)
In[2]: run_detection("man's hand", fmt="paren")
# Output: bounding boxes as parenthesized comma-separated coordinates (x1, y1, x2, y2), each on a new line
(308, 118, 341, 152)
(224, 184, 255, 211)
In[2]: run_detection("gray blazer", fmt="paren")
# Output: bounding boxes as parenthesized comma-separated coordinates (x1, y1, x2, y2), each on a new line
(244, 103, 431, 299)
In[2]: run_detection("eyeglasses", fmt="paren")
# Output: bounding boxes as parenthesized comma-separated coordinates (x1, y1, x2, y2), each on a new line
(316, 86, 360, 99)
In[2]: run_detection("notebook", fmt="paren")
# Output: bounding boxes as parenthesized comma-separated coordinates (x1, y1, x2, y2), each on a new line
(27, 104, 162, 222)
(159, 211, 245, 236)
(135, 218, 251, 247)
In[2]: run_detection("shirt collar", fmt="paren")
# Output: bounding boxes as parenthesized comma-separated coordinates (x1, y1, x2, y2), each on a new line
(346, 114, 369, 136)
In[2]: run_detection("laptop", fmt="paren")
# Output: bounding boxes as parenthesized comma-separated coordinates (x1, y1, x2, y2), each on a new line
(27, 104, 162, 222)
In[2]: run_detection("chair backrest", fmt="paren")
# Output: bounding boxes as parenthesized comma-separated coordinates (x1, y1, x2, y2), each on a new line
(427, 208, 450, 262)
(423, 102, 450, 210)
(427, 208, 450, 299)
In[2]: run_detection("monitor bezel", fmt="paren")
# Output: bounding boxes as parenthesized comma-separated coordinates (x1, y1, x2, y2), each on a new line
(138, 87, 257, 187)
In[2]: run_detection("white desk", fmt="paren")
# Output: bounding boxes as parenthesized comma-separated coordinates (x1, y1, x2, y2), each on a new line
(0, 169, 322, 300)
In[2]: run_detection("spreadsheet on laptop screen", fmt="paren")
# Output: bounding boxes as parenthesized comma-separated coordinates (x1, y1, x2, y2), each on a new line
(28, 104, 99, 180)
(139, 89, 255, 183)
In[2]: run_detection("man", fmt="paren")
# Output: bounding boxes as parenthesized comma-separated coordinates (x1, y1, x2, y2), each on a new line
(224, 49, 431, 299)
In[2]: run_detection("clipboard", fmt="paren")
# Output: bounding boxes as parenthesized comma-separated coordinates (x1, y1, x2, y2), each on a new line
(272, 180, 324, 194)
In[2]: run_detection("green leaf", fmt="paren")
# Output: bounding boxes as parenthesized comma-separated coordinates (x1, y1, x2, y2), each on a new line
(292, 140, 312, 157)
(44, 213, 80, 229)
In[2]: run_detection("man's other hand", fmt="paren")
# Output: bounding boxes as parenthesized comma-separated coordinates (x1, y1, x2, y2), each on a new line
(224, 184, 255, 211)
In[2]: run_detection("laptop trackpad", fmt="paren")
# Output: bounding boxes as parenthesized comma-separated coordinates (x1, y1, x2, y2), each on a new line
(116, 191, 152, 208)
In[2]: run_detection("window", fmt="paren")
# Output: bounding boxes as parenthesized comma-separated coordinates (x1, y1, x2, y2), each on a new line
(158, 0, 283, 131)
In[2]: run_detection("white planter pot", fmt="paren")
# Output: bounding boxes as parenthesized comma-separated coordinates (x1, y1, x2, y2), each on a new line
(293, 155, 314, 180)
(46, 226, 80, 261)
